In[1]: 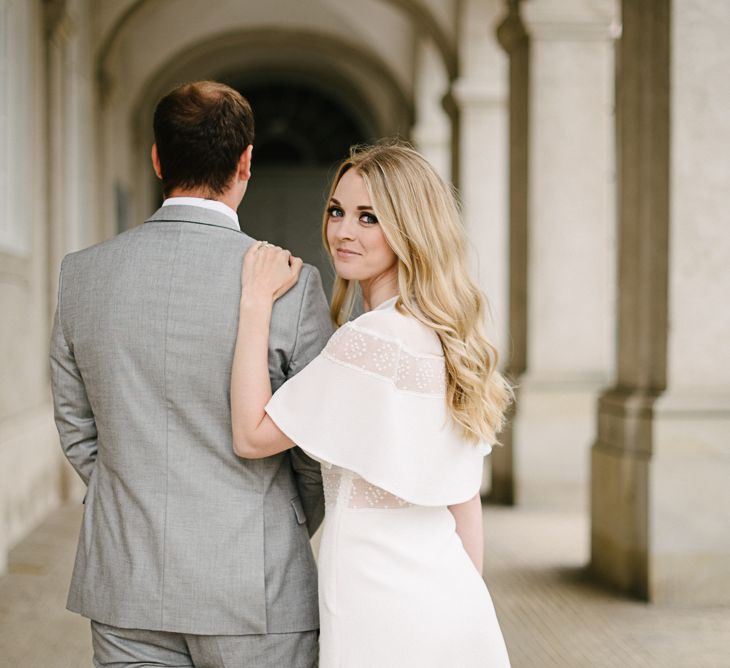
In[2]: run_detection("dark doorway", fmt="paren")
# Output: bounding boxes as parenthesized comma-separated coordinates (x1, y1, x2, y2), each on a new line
(229, 78, 374, 297)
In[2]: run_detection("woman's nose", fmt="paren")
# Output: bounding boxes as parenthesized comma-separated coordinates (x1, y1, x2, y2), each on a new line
(335, 216, 357, 240)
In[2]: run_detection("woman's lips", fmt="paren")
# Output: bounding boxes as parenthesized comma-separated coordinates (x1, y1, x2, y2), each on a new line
(335, 248, 361, 259)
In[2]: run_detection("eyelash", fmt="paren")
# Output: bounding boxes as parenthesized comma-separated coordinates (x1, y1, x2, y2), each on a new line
(327, 206, 379, 226)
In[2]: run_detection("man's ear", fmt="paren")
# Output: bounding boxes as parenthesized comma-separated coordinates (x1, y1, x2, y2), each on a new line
(238, 144, 253, 182)
(151, 144, 163, 180)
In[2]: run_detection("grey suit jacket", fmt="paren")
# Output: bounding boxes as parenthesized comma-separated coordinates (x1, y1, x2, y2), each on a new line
(50, 204, 333, 635)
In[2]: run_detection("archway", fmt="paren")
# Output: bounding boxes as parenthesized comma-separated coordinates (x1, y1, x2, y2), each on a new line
(95, 0, 452, 241)
(226, 75, 375, 294)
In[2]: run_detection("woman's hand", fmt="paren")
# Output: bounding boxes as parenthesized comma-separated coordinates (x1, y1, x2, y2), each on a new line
(231, 241, 301, 461)
(241, 241, 303, 306)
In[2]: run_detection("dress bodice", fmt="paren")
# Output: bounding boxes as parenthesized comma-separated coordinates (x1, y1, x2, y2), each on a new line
(265, 296, 491, 507)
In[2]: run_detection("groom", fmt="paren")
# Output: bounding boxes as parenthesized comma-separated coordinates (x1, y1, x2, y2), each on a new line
(50, 81, 332, 667)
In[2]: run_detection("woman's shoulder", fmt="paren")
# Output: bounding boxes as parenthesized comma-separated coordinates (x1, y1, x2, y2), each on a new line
(346, 297, 443, 357)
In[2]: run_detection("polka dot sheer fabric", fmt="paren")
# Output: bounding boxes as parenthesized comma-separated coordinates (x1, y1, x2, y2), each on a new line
(322, 322, 446, 397)
(322, 464, 413, 510)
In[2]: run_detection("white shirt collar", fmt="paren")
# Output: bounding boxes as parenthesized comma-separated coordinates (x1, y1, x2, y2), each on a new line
(162, 197, 240, 228)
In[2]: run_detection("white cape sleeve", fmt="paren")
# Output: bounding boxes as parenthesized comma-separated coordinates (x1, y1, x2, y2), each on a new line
(265, 320, 491, 506)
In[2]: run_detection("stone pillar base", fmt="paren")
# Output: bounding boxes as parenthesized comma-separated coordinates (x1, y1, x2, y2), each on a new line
(514, 376, 604, 509)
(650, 392, 730, 604)
(486, 420, 515, 505)
(590, 438, 649, 599)
(591, 390, 730, 603)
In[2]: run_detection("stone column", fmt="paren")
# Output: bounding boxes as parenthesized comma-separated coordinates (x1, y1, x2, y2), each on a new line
(510, 0, 618, 508)
(451, 0, 510, 499)
(493, 0, 529, 504)
(45, 0, 92, 504)
(453, 0, 509, 360)
(0, 0, 71, 576)
(46, 1, 72, 306)
(412, 38, 452, 182)
(591, 0, 730, 603)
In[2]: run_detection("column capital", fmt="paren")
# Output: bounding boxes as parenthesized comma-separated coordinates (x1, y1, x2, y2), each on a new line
(44, 0, 74, 44)
(497, 4, 528, 54)
(522, 0, 619, 41)
(450, 76, 507, 109)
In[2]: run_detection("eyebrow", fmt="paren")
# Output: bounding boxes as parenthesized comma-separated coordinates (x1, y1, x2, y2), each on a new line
(329, 197, 374, 211)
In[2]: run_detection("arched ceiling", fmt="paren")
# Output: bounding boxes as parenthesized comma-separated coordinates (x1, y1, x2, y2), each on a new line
(93, 0, 459, 92)
(130, 28, 414, 141)
(92, 0, 460, 215)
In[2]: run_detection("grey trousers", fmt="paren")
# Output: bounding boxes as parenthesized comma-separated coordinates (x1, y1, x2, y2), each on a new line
(91, 620, 318, 668)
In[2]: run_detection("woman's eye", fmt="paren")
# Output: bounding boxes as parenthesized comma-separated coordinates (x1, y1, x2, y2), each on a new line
(327, 206, 344, 218)
(360, 212, 378, 225)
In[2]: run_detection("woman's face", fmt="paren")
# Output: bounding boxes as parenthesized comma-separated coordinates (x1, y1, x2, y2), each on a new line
(326, 168, 398, 284)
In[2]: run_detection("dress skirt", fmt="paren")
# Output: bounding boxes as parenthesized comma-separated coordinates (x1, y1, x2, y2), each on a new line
(316, 466, 511, 668)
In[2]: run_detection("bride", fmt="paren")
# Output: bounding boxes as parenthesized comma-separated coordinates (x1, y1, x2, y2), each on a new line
(231, 143, 512, 667)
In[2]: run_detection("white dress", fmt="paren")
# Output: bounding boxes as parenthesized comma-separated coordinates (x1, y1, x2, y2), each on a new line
(265, 297, 511, 667)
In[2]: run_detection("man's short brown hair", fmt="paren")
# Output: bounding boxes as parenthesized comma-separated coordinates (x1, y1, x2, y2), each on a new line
(153, 81, 255, 196)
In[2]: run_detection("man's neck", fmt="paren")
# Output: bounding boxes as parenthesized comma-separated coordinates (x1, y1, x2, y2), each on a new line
(166, 188, 239, 212)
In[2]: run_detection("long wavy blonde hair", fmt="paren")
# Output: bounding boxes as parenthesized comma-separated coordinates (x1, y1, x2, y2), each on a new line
(322, 142, 512, 444)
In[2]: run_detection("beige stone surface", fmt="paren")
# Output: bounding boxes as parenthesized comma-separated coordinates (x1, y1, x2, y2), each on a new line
(0, 505, 91, 668)
(2, 502, 730, 667)
(486, 503, 730, 667)
(454, 0, 509, 360)
(0, 0, 73, 579)
(509, 0, 617, 512)
(0, 408, 66, 575)
(591, 0, 730, 603)
(669, 0, 730, 388)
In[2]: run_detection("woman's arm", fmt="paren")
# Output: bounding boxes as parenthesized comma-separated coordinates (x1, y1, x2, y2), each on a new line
(448, 493, 484, 575)
(231, 243, 302, 459)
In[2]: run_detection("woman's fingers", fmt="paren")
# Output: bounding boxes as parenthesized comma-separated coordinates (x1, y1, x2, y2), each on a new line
(289, 256, 303, 276)
(242, 242, 301, 301)
(272, 256, 303, 300)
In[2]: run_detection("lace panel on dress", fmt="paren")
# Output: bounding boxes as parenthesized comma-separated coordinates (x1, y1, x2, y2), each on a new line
(347, 475, 413, 509)
(322, 464, 413, 510)
(323, 324, 446, 396)
(322, 467, 342, 511)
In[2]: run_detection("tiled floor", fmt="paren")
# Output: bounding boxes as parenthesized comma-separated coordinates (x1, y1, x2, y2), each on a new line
(483, 506, 730, 667)
(1, 502, 729, 667)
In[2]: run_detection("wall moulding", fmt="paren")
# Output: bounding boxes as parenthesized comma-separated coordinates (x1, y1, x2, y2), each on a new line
(450, 77, 507, 109)
(520, 0, 619, 40)
(519, 21, 618, 41)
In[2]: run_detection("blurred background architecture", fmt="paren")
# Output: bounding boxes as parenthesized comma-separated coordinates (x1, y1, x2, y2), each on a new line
(1, 0, 729, 663)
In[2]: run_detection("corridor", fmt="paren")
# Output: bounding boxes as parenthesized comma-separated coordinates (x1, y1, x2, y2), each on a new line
(3, 0, 730, 634)
(1, 501, 728, 667)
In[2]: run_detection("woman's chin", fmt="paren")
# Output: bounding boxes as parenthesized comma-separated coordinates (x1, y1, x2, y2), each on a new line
(333, 265, 365, 282)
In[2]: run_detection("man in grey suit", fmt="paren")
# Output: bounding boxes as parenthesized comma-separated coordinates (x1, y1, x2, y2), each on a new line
(50, 81, 332, 667)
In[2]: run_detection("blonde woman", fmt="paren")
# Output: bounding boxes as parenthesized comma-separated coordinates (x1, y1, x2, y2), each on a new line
(231, 144, 512, 667)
